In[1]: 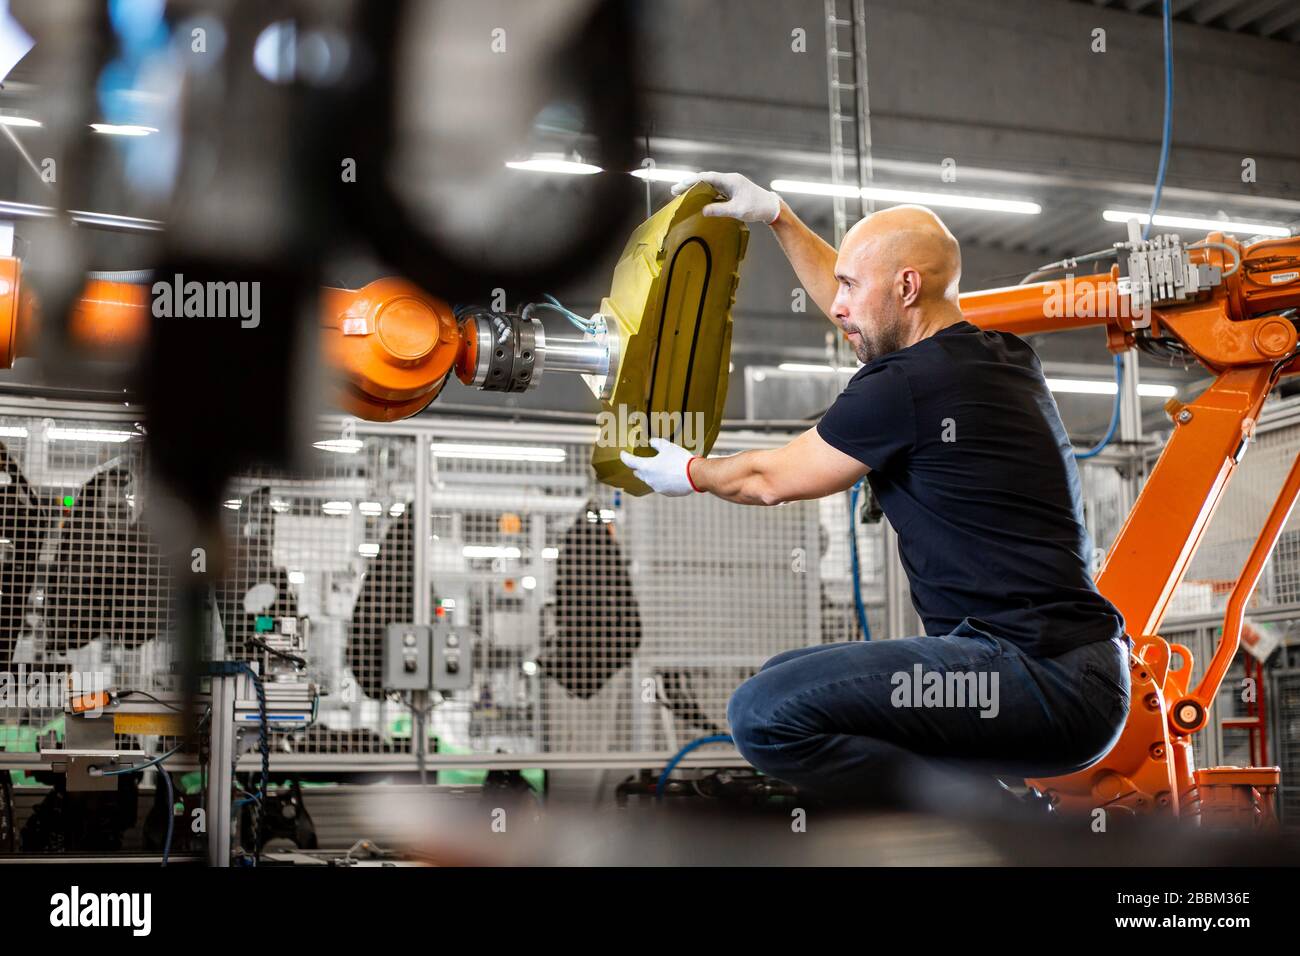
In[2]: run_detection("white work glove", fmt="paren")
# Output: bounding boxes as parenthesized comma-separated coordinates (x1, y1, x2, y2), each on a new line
(671, 171, 781, 224)
(619, 437, 701, 496)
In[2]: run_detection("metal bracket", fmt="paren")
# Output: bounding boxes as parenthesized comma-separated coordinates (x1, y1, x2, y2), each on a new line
(1115, 225, 1222, 327)
(41, 748, 148, 792)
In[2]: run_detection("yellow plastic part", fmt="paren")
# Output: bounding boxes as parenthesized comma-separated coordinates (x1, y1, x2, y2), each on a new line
(114, 712, 186, 737)
(591, 183, 749, 494)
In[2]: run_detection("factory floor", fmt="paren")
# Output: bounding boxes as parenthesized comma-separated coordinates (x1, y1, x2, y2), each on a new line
(8, 779, 1295, 866)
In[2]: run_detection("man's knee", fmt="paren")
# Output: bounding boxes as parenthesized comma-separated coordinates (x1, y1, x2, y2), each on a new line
(726, 675, 763, 754)
(727, 672, 789, 758)
(758, 647, 801, 672)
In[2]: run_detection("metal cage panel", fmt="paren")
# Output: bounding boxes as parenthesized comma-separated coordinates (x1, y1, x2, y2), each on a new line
(0, 406, 855, 770)
(2, 393, 1294, 776)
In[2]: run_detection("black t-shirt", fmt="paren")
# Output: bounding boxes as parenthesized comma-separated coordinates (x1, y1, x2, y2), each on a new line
(816, 320, 1125, 657)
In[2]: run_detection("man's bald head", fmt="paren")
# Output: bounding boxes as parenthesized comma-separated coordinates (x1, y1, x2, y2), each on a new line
(842, 205, 962, 301)
(831, 205, 964, 362)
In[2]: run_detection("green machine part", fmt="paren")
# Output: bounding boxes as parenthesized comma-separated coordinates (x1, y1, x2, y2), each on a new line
(591, 182, 749, 494)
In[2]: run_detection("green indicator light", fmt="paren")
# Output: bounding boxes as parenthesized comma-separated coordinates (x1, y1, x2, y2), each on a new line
(62, 495, 75, 508)
(255, 615, 274, 633)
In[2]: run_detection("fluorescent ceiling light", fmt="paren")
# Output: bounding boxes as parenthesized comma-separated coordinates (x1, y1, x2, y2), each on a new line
(431, 441, 566, 463)
(862, 186, 1040, 215)
(1102, 209, 1290, 238)
(321, 500, 353, 516)
(287, 570, 306, 585)
(778, 362, 861, 374)
(1047, 378, 1177, 398)
(358, 542, 380, 557)
(771, 179, 860, 199)
(223, 498, 242, 510)
(1138, 384, 1178, 398)
(463, 545, 522, 559)
(389, 502, 406, 517)
(630, 166, 696, 183)
(47, 427, 135, 443)
(90, 123, 158, 136)
(542, 547, 559, 559)
(505, 157, 601, 175)
(314, 438, 362, 454)
(0, 116, 40, 128)
(0, 426, 28, 438)
(770, 180, 1040, 215)
(358, 501, 382, 517)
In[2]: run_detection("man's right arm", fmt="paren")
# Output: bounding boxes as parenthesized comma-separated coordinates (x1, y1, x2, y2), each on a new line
(672, 172, 840, 322)
(769, 199, 839, 320)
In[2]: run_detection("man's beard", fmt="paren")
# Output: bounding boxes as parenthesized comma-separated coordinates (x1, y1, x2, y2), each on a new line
(854, 312, 908, 363)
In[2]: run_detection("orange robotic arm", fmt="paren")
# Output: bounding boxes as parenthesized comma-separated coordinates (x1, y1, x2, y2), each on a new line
(0, 263, 615, 423)
(959, 231, 1300, 824)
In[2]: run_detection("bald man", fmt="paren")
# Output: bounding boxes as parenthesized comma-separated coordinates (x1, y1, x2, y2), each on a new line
(620, 172, 1130, 813)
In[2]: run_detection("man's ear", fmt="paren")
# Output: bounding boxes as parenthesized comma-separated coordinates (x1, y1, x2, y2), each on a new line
(899, 267, 922, 307)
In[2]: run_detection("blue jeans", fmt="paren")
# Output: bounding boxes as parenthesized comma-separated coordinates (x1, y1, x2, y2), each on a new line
(726, 620, 1131, 806)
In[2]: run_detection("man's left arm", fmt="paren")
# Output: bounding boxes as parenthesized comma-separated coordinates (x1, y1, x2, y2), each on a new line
(620, 427, 869, 505)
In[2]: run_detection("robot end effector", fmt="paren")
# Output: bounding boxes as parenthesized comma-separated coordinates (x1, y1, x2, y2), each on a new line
(320, 279, 618, 423)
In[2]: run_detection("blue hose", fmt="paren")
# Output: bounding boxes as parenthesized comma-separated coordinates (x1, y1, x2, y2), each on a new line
(1076, 1, 1169, 459)
(1144, 0, 1174, 243)
(101, 742, 184, 776)
(100, 750, 178, 865)
(848, 480, 872, 639)
(655, 734, 733, 799)
(1074, 355, 1125, 460)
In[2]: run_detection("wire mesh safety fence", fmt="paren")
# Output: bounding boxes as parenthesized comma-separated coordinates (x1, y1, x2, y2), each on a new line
(235, 432, 420, 759)
(0, 416, 168, 759)
(1155, 400, 1300, 819)
(1276, 668, 1300, 825)
(1078, 457, 1130, 567)
(1131, 398, 1300, 823)
(0, 408, 850, 769)
(0, 397, 1293, 780)
(1163, 404, 1300, 621)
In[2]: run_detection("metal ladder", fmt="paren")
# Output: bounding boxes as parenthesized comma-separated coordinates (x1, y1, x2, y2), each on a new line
(824, 0, 874, 251)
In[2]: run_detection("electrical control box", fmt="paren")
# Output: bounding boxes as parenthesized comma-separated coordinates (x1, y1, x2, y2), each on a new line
(383, 622, 474, 691)
(431, 620, 473, 691)
(384, 623, 431, 691)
